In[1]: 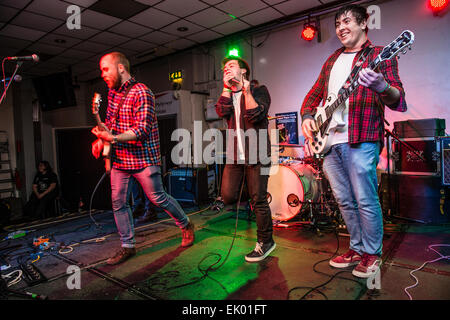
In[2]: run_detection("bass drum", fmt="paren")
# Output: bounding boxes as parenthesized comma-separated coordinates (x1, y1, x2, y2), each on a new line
(268, 162, 320, 221)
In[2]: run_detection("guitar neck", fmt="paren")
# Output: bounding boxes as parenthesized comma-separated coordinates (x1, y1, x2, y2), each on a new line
(325, 57, 381, 118)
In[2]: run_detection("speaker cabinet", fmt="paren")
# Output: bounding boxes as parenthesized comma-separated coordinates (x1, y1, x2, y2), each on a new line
(380, 173, 450, 223)
(167, 167, 209, 204)
(441, 137, 450, 186)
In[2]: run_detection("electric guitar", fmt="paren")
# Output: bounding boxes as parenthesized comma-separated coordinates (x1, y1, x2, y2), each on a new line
(308, 30, 415, 155)
(92, 93, 111, 172)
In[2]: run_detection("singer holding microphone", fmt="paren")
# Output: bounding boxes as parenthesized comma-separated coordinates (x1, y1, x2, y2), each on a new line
(215, 56, 276, 262)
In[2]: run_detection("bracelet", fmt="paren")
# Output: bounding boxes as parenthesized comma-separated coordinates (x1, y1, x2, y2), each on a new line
(223, 88, 232, 92)
(379, 82, 390, 94)
(111, 136, 118, 144)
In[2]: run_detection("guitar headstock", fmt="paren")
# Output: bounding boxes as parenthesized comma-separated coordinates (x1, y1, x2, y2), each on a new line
(379, 30, 415, 62)
(92, 92, 102, 115)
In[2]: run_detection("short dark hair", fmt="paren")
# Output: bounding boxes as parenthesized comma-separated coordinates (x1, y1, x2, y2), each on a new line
(221, 56, 251, 80)
(38, 160, 53, 173)
(335, 4, 369, 34)
(104, 52, 130, 73)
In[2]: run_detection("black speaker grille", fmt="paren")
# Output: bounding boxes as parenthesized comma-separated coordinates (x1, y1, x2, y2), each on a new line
(443, 149, 450, 185)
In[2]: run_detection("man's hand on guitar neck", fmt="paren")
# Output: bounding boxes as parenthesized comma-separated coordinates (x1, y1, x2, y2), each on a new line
(358, 67, 400, 105)
(301, 118, 318, 141)
(92, 125, 113, 142)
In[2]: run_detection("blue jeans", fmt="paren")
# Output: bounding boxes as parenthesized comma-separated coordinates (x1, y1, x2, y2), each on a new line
(128, 177, 152, 213)
(322, 142, 383, 256)
(111, 166, 189, 248)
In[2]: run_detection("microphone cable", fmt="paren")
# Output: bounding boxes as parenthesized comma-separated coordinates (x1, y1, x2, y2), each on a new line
(144, 167, 247, 294)
(88, 172, 108, 228)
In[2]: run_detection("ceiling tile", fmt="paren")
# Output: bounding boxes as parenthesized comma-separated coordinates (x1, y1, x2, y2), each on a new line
(215, 0, 268, 17)
(211, 19, 250, 35)
(0, 47, 18, 57)
(0, 24, 46, 41)
(274, 0, 320, 16)
(164, 38, 196, 50)
(130, 8, 179, 29)
(28, 42, 67, 55)
(154, 0, 209, 18)
(153, 46, 176, 57)
(240, 7, 283, 26)
(53, 24, 101, 39)
(186, 29, 223, 43)
(63, 0, 99, 7)
(11, 11, 64, 32)
(72, 40, 113, 53)
(201, 0, 226, 4)
(25, 0, 72, 19)
(134, 0, 162, 5)
(39, 33, 83, 48)
(185, 7, 231, 28)
(139, 31, 178, 45)
(121, 39, 157, 51)
(108, 20, 153, 37)
(46, 55, 79, 65)
(0, 0, 33, 9)
(160, 19, 205, 37)
(0, 35, 32, 49)
(59, 48, 95, 60)
(80, 9, 122, 29)
(110, 46, 139, 59)
(89, 31, 131, 46)
(262, 0, 288, 5)
(0, 5, 19, 22)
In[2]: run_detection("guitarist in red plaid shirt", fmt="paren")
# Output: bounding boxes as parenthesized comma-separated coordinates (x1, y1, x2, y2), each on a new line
(301, 5, 407, 278)
(93, 52, 195, 265)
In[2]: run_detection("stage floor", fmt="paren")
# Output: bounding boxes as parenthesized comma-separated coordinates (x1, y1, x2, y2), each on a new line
(1, 206, 449, 301)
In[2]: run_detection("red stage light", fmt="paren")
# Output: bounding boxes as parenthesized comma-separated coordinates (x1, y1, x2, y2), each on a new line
(429, 0, 449, 12)
(301, 25, 316, 41)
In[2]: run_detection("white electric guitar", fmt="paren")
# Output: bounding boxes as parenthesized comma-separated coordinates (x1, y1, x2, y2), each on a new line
(308, 30, 415, 155)
(92, 93, 111, 172)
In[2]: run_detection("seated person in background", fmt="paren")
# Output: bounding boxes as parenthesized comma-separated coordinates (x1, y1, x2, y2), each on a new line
(24, 161, 59, 220)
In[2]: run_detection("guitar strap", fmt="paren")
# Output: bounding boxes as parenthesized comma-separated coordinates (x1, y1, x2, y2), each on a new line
(109, 80, 137, 127)
(339, 45, 374, 96)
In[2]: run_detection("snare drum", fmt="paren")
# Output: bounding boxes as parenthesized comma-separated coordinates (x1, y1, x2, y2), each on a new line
(268, 162, 320, 221)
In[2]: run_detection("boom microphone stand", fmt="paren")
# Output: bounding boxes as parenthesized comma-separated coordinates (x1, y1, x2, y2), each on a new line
(0, 61, 22, 105)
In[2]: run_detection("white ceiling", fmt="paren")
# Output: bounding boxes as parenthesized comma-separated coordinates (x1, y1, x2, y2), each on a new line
(0, 0, 343, 81)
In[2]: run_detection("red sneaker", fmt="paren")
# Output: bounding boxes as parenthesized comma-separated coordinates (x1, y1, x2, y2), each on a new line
(352, 253, 381, 278)
(329, 249, 362, 268)
(181, 221, 195, 247)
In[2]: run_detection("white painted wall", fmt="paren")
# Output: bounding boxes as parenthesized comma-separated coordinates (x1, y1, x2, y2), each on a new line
(212, 0, 450, 140)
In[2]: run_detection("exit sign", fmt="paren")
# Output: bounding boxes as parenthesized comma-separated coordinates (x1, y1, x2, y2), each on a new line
(169, 70, 183, 81)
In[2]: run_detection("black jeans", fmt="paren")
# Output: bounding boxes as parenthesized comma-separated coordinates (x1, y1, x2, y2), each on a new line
(24, 191, 57, 219)
(221, 163, 273, 243)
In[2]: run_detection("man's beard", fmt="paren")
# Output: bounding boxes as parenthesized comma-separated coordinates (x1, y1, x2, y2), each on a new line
(111, 73, 123, 90)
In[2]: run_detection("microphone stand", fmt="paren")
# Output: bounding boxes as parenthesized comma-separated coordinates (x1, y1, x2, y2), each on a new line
(382, 118, 426, 224)
(0, 61, 22, 105)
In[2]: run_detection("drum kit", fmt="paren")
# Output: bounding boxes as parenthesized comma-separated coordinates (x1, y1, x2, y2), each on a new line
(268, 141, 343, 234)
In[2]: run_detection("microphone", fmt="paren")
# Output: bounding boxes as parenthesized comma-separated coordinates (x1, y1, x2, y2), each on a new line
(1, 75, 22, 83)
(6, 54, 39, 62)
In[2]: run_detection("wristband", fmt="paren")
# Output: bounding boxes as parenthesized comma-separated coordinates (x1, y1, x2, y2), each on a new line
(379, 82, 390, 94)
(223, 88, 232, 92)
(111, 136, 118, 144)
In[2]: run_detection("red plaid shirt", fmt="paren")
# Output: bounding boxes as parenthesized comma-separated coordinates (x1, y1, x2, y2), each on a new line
(301, 39, 407, 145)
(105, 78, 161, 170)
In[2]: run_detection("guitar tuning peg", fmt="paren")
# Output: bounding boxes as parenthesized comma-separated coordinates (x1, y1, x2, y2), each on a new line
(402, 49, 407, 54)
(408, 46, 411, 50)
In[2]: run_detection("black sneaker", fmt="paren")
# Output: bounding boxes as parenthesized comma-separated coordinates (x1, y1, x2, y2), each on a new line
(245, 241, 276, 262)
(106, 247, 136, 265)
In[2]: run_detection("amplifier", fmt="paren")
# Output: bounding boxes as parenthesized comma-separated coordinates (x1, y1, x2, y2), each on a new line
(393, 118, 445, 138)
(167, 167, 209, 204)
(392, 137, 440, 175)
(380, 173, 450, 223)
(441, 137, 450, 186)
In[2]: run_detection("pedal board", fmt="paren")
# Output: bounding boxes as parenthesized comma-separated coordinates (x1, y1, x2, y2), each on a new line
(20, 263, 47, 286)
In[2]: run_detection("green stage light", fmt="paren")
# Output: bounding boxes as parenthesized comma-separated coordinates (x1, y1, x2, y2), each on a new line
(228, 48, 240, 57)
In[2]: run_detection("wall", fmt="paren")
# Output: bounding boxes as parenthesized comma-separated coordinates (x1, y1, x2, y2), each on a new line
(3, 0, 450, 203)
